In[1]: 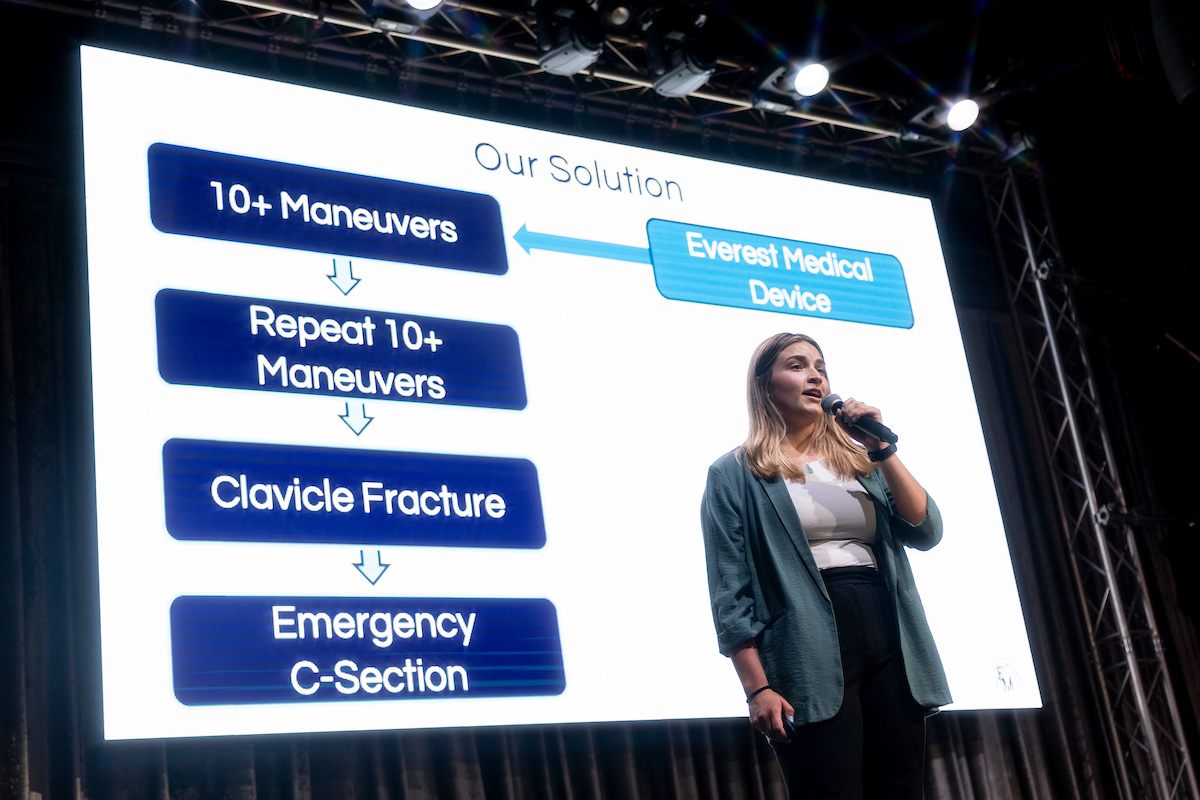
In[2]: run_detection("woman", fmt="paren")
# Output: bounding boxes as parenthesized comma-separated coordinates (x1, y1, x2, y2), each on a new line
(701, 332, 951, 800)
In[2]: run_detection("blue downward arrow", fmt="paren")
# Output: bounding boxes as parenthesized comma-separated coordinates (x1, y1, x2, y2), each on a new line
(327, 258, 361, 295)
(339, 402, 374, 436)
(513, 224, 651, 264)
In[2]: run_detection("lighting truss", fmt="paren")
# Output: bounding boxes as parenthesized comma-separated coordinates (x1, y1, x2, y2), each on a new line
(982, 166, 1199, 800)
(9, 0, 1004, 171)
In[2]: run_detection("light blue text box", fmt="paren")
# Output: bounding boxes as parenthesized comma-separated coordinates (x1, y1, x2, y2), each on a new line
(646, 219, 914, 328)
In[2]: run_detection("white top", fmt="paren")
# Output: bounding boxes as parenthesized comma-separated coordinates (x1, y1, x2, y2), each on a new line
(785, 458, 878, 570)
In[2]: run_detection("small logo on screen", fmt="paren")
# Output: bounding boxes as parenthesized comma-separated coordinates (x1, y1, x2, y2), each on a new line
(995, 658, 1021, 693)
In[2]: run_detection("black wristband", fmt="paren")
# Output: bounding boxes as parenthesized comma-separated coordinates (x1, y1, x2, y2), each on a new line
(868, 443, 897, 462)
(747, 685, 772, 702)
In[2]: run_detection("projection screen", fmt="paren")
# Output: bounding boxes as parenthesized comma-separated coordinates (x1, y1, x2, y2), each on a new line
(81, 46, 1040, 740)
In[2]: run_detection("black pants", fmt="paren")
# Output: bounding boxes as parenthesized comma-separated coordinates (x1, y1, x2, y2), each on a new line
(770, 567, 927, 800)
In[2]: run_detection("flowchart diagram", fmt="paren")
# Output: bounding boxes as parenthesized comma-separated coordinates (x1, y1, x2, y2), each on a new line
(147, 145, 566, 707)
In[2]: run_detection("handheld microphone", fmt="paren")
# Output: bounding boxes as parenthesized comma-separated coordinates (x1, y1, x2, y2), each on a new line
(820, 394, 899, 444)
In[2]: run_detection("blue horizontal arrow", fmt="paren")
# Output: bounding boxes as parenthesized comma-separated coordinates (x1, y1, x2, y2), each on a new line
(513, 223, 651, 264)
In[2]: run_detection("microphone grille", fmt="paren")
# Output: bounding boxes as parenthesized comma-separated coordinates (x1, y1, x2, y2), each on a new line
(820, 394, 842, 415)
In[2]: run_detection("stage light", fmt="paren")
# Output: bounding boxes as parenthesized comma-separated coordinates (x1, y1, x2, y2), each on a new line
(606, 4, 631, 25)
(652, 39, 717, 97)
(534, 0, 605, 77)
(752, 61, 830, 114)
(1000, 130, 1037, 163)
(946, 98, 980, 131)
(642, 2, 717, 98)
(792, 63, 829, 97)
(371, 0, 441, 31)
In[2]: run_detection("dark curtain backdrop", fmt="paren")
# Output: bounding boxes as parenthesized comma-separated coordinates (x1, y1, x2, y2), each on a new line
(1, 20, 1193, 800)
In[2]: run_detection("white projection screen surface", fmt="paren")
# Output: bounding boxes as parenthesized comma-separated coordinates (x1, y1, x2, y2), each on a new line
(81, 46, 1041, 741)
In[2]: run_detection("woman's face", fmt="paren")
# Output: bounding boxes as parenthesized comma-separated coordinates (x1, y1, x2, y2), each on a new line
(767, 341, 829, 424)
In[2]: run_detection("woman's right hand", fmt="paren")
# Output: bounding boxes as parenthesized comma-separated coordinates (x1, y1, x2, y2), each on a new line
(749, 688, 795, 742)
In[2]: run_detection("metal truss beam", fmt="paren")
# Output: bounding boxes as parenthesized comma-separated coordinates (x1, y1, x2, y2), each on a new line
(4, 0, 1004, 172)
(216, 0, 909, 137)
(983, 166, 1199, 800)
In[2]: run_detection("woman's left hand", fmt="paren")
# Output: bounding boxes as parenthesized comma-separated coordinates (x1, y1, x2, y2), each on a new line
(835, 397, 885, 450)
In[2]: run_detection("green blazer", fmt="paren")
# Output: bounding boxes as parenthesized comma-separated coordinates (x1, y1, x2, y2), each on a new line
(701, 448, 952, 725)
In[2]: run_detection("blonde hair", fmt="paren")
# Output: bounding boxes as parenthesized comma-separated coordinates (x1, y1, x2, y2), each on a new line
(739, 332, 873, 482)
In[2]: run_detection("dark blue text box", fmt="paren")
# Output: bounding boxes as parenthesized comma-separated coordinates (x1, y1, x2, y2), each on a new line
(156, 289, 527, 410)
(148, 144, 508, 274)
(164, 439, 545, 547)
(171, 596, 565, 705)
